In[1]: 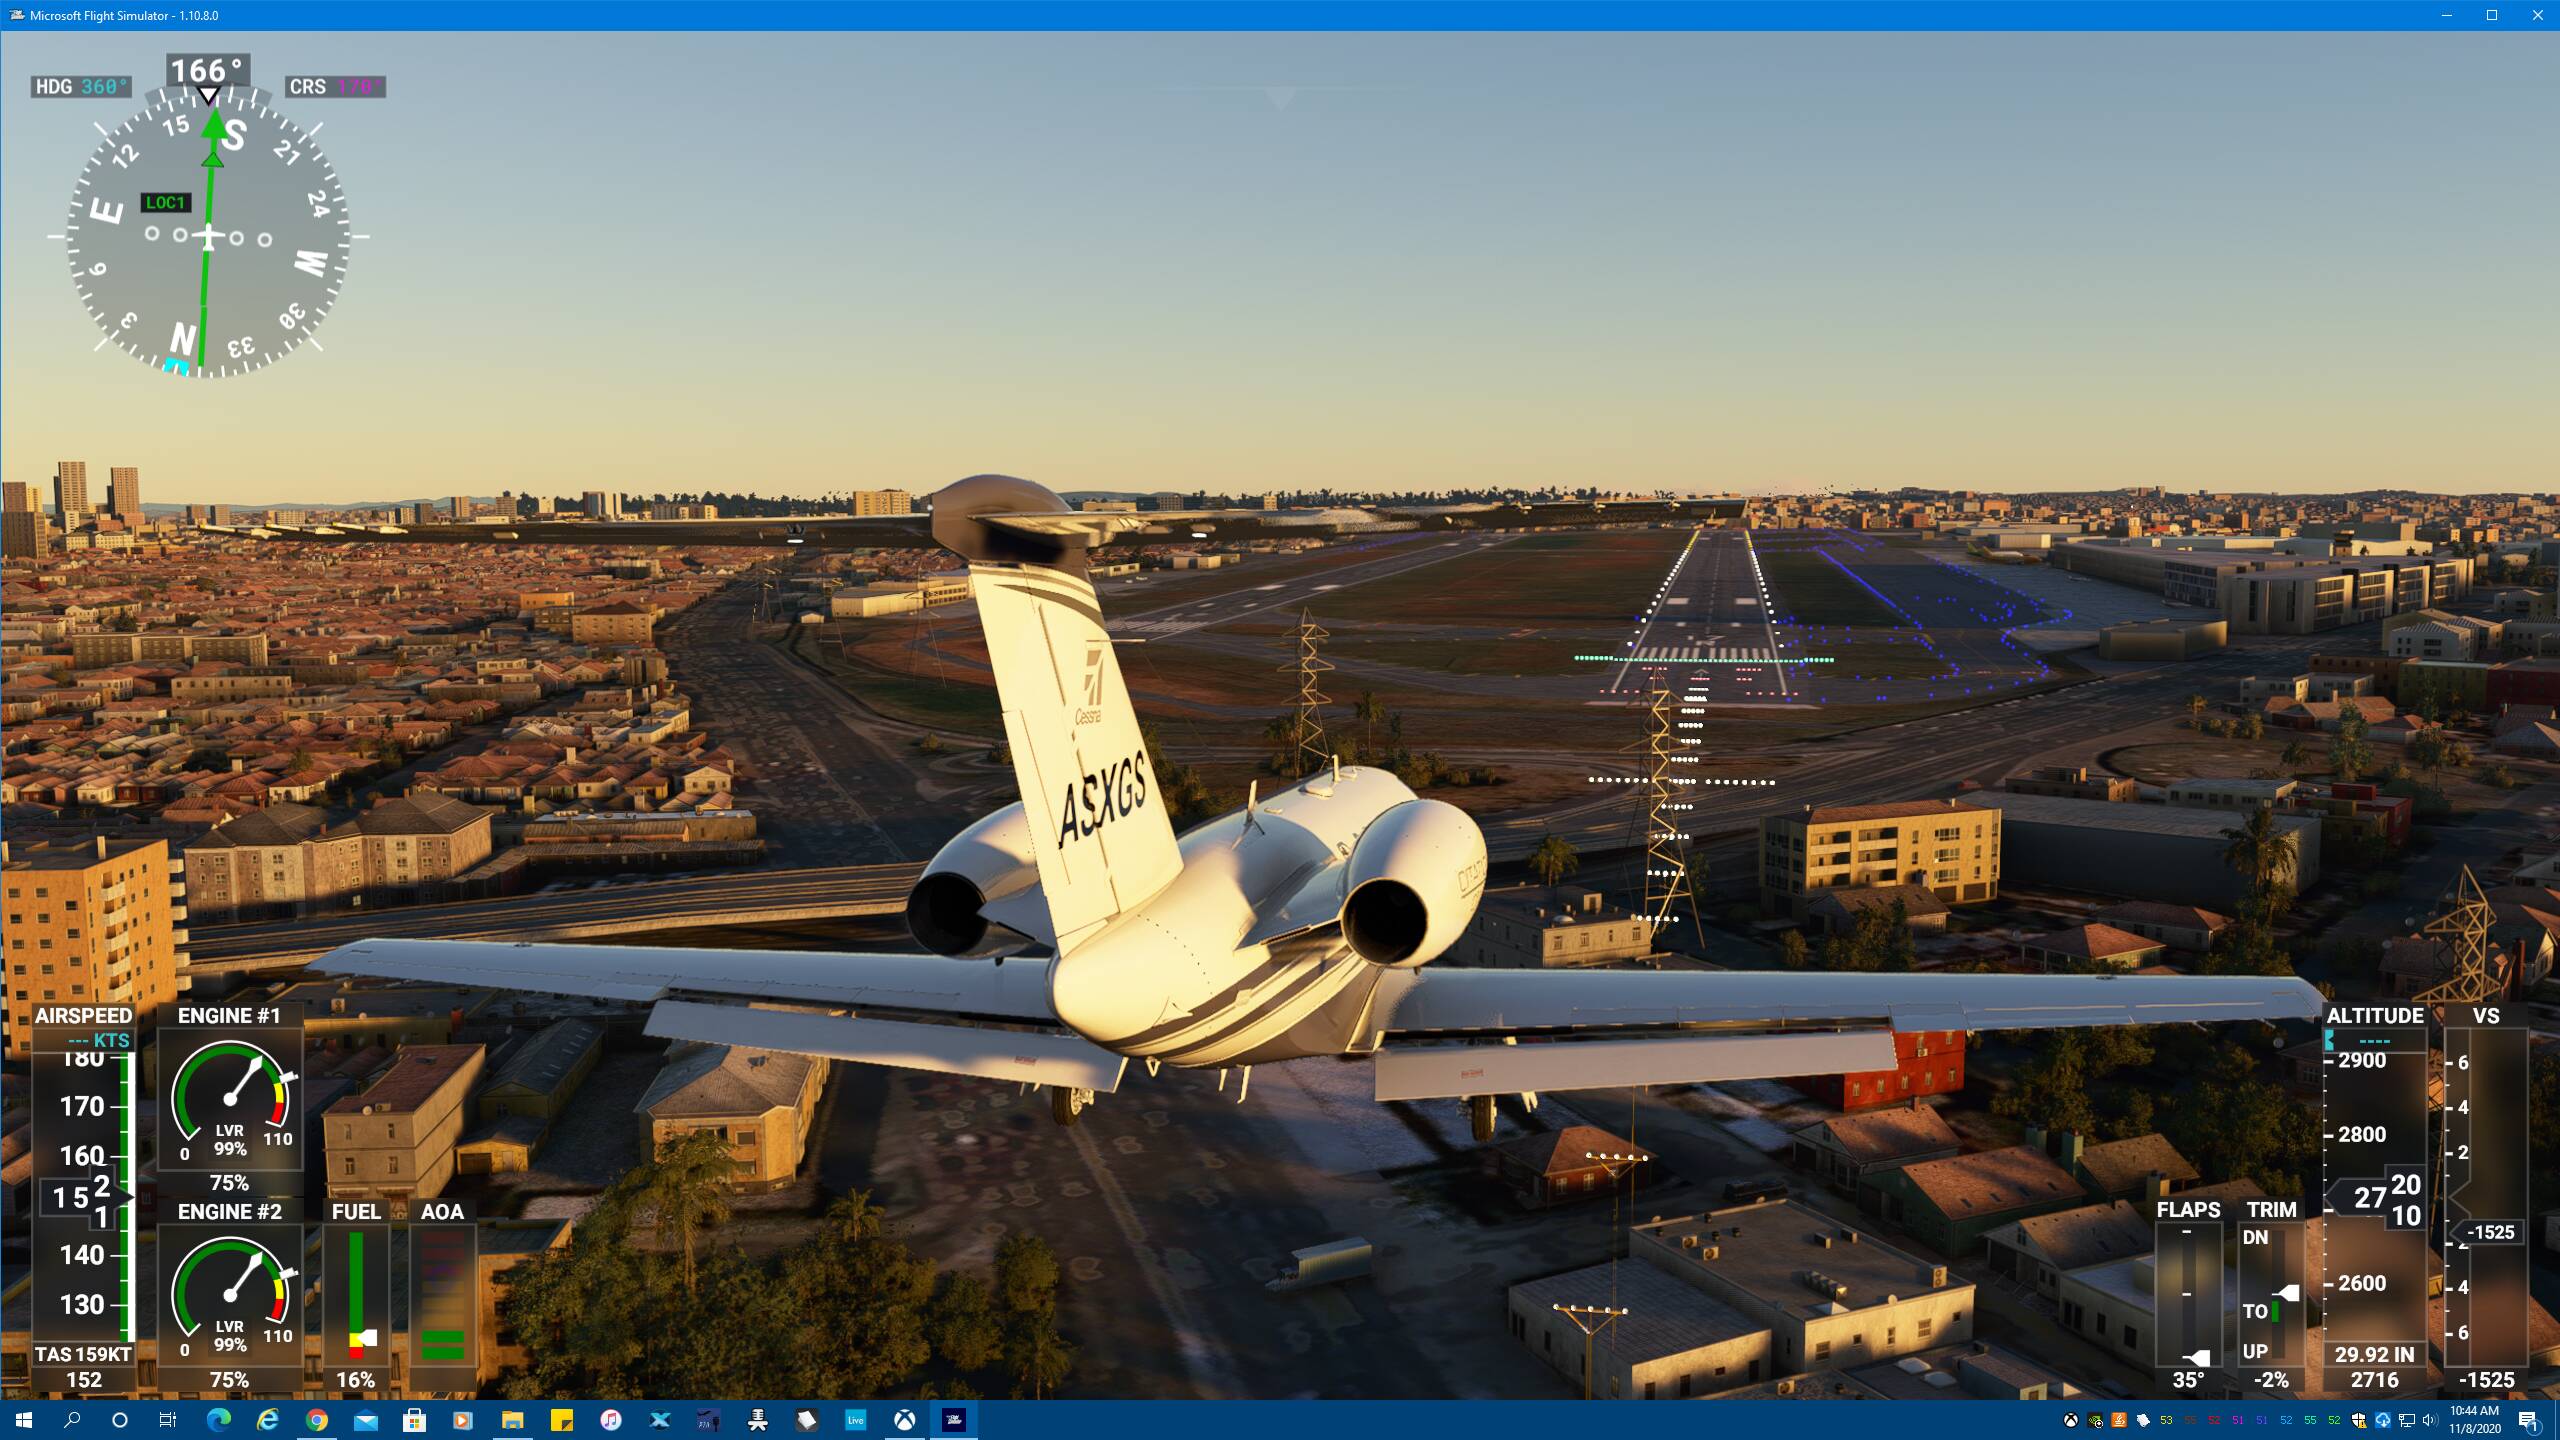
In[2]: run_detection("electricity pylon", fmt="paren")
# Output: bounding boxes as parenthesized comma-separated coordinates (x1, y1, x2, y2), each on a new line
(1638, 686, 1705, 950)
(1280, 609, 1333, 779)
(2414, 866, 2501, 1006)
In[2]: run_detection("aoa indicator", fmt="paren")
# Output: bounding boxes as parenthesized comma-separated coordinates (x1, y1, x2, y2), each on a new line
(63, 84, 354, 377)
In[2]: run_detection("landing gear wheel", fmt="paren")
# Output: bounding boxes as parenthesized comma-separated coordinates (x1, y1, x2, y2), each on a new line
(1050, 1086, 1091, 1127)
(1467, 1093, 1497, 1143)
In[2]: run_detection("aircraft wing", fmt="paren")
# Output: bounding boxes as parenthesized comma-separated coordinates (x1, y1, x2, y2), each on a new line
(1357, 967, 2320, 1102)
(312, 938, 1127, 1093)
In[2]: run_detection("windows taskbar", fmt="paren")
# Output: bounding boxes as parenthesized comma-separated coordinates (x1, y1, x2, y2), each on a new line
(0, 1, 2551, 29)
(2, 1402, 2555, 1438)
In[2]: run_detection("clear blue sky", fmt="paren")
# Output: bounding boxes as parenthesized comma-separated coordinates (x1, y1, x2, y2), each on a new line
(4, 32, 2552, 503)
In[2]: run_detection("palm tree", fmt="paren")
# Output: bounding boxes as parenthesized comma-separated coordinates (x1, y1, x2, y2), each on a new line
(1529, 833, 1580, 900)
(2219, 806, 2298, 923)
(1354, 691, 1388, 763)
(2329, 706, 2375, 783)
(640, 1128, 736, 1297)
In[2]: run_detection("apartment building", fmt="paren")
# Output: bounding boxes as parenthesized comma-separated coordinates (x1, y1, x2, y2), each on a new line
(636, 1044, 829, 1190)
(323, 1043, 487, 1208)
(570, 600, 658, 645)
(1453, 886, 1654, 968)
(183, 795, 496, 920)
(1, 838, 188, 1060)
(1759, 799, 1999, 917)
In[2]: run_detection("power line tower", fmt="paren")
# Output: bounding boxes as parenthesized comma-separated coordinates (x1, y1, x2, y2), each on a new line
(1279, 608, 1334, 779)
(1549, 1302, 1630, 1401)
(2414, 865, 2501, 1006)
(1637, 686, 1704, 950)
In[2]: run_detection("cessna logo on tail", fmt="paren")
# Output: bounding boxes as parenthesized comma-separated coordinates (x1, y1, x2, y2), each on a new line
(1074, 640, 1106, 726)
(1057, 749, 1150, 846)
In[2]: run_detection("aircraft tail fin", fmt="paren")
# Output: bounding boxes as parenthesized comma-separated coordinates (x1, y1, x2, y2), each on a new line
(967, 562, 1185, 953)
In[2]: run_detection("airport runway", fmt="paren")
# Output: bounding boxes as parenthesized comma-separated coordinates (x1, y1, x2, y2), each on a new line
(1602, 527, 1799, 702)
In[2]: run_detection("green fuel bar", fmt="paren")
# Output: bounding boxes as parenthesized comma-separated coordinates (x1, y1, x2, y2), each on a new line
(422, 1330, 467, 1361)
(347, 1230, 365, 1358)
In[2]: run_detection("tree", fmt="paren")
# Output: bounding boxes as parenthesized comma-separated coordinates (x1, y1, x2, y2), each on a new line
(2219, 806, 2298, 924)
(639, 1128, 736, 1297)
(1139, 722, 1222, 830)
(2280, 739, 2311, 769)
(778, 1190, 937, 1397)
(990, 1232, 1072, 1398)
(993, 1232, 1061, 1317)
(2159, 1048, 2317, 1197)
(2329, 707, 2375, 783)
(1002, 1309, 1076, 1399)
(2187, 694, 2209, 729)
(929, 1273, 1004, 1373)
(2239, 713, 2265, 741)
(2405, 725, 2449, 783)
(1528, 833, 1580, 898)
(1819, 901, 1915, 973)
(2408, 675, 2443, 724)
(1778, 929, 1811, 970)
(1353, 690, 1388, 764)
(1994, 1031, 2098, 1137)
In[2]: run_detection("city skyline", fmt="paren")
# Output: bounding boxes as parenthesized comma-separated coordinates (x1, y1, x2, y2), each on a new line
(5, 33, 2554, 503)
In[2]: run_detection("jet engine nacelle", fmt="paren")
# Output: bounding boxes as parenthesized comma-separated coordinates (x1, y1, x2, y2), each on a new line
(1339, 798, 1488, 968)
(906, 802, 1039, 955)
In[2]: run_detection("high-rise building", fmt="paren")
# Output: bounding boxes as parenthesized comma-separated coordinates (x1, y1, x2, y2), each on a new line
(1, 514, 41, 558)
(185, 503, 212, 524)
(849, 490, 912, 516)
(108, 466, 141, 521)
(209, 504, 232, 525)
(531, 495, 557, 515)
(2, 837, 190, 1061)
(3, 481, 30, 514)
(581, 490, 624, 518)
(52, 461, 88, 525)
(449, 495, 473, 520)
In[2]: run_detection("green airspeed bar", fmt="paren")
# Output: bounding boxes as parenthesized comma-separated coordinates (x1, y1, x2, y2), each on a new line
(28, 1006, 143, 1393)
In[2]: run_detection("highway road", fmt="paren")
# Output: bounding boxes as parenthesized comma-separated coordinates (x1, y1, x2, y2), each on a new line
(183, 862, 921, 970)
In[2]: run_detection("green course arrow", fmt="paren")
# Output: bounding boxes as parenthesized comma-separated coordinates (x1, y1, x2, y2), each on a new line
(193, 108, 224, 369)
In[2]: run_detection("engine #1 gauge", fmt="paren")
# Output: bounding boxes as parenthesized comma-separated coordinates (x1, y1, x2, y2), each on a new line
(66, 85, 351, 378)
